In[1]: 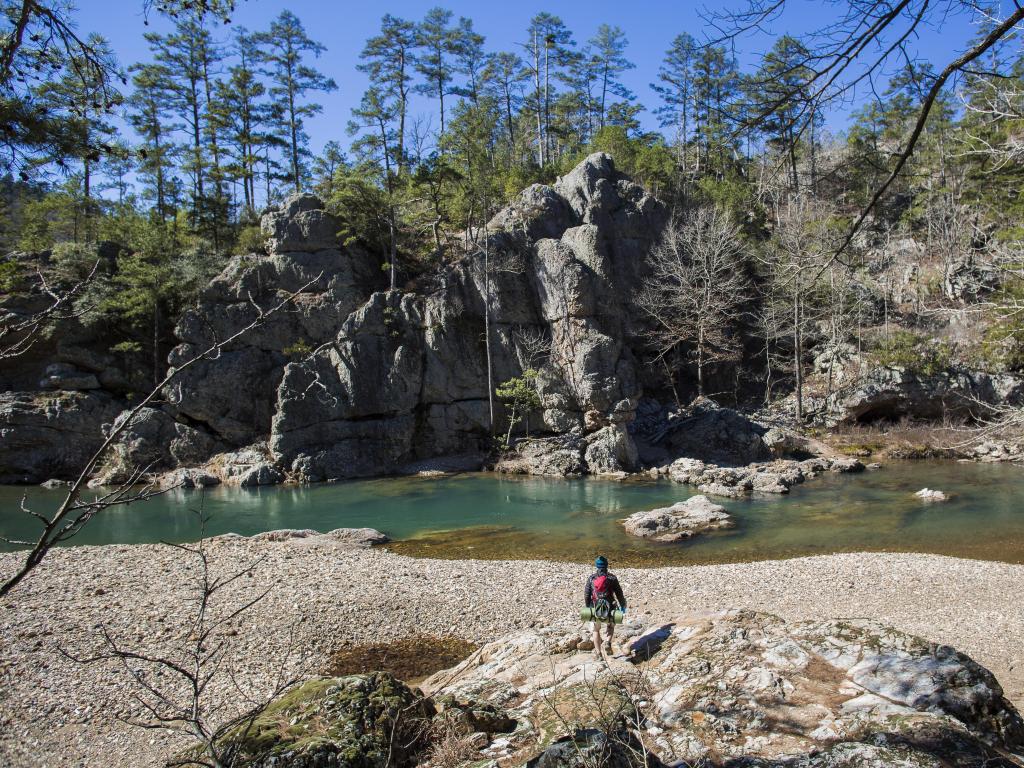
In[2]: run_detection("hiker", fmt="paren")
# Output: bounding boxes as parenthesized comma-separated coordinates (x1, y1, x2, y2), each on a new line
(584, 555, 626, 657)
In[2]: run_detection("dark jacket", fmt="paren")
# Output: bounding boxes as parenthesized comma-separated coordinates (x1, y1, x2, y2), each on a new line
(584, 569, 626, 609)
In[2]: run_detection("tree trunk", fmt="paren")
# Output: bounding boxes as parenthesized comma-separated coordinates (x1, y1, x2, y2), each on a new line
(484, 218, 495, 432)
(153, 300, 161, 388)
(793, 291, 803, 422)
(697, 327, 705, 396)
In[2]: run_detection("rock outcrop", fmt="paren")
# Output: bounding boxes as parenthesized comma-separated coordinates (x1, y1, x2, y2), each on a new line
(217, 673, 435, 767)
(830, 366, 1024, 424)
(421, 610, 1024, 767)
(0, 391, 122, 483)
(660, 455, 864, 498)
(622, 494, 733, 541)
(150, 152, 664, 482)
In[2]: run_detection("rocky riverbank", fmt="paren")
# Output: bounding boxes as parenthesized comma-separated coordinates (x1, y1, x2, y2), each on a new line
(1, 539, 1022, 766)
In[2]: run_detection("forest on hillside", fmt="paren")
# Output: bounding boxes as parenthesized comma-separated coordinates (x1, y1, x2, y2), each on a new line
(5, 0, 1024, 417)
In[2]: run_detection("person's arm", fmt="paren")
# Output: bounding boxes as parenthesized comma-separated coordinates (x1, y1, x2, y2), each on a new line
(612, 576, 626, 609)
(584, 575, 593, 607)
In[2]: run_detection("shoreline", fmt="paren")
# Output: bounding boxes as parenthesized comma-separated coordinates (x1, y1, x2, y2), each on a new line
(2, 541, 1023, 766)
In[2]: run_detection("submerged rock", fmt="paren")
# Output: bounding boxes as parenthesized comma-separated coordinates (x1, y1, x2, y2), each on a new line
(622, 495, 734, 541)
(915, 488, 949, 502)
(421, 610, 1024, 768)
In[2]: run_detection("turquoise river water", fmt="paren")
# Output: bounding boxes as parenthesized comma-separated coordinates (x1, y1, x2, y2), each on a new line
(1, 461, 1022, 565)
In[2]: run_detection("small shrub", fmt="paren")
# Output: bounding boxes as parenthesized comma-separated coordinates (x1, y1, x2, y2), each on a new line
(282, 338, 313, 360)
(871, 330, 954, 376)
(0, 258, 26, 292)
(234, 224, 267, 255)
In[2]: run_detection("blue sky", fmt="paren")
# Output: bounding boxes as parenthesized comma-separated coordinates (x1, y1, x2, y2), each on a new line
(72, 0, 986, 156)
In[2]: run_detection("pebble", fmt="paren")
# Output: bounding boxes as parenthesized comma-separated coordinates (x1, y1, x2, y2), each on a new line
(1, 541, 1022, 766)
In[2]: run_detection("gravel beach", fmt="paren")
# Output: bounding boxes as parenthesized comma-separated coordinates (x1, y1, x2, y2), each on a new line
(1, 538, 1022, 767)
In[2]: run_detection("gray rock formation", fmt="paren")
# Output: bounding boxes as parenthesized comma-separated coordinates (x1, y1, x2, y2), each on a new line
(92, 406, 223, 485)
(830, 366, 1024, 424)
(665, 455, 863, 498)
(422, 610, 1024, 767)
(266, 153, 662, 480)
(622, 494, 734, 541)
(165, 200, 383, 450)
(0, 391, 122, 483)
(638, 397, 772, 466)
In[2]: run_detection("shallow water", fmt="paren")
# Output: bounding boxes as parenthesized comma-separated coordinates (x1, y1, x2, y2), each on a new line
(1, 461, 1023, 565)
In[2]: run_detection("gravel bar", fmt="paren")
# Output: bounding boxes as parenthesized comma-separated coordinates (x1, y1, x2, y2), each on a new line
(1, 539, 1022, 766)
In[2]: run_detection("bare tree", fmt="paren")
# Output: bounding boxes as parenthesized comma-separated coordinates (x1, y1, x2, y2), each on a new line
(0, 272, 323, 598)
(513, 324, 552, 370)
(636, 207, 749, 397)
(707, 0, 1024, 263)
(758, 196, 835, 420)
(62, 510, 302, 768)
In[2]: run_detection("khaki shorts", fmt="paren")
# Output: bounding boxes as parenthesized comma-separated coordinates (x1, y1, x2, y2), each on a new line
(589, 620, 615, 633)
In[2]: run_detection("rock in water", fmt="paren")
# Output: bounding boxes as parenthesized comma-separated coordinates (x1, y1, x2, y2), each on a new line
(622, 495, 734, 541)
(916, 487, 949, 502)
(421, 610, 1024, 768)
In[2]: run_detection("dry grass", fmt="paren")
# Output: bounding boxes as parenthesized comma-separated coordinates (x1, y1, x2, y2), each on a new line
(323, 635, 478, 683)
(822, 418, 984, 458)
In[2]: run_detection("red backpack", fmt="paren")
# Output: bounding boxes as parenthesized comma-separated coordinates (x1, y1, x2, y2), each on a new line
(591, 574, 612, 620)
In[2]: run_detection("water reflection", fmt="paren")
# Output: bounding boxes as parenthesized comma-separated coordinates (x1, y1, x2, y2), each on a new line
(1, 462, 1023, 565)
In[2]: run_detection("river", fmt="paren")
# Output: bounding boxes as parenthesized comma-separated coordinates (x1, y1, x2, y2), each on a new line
(2, 460, 1023, 565)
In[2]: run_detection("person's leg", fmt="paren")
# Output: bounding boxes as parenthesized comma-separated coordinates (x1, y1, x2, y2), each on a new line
(604, 621, 614, 654)
(592, 621, 602, 657)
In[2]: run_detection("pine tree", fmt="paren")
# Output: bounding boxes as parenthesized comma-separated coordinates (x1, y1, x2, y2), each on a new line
(523, 13, 575, 167)
(311, 140, 346, 198)
(32, 34, 121, 238)
(127, 62, 181, 222)
(652, 33, 698, 164)
(483, 51, 528, 154)
(414, 7, 460, 136)
(145, 18, 208, 226)
(453, 17, 486, 105)
(588, 24, 634, 131)
(359, 14, 417, 174)
(253, 11, 337, 192)
(213, 27, 266, 213)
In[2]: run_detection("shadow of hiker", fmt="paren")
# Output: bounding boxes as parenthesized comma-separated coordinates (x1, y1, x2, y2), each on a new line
(628, 623, 675, 664)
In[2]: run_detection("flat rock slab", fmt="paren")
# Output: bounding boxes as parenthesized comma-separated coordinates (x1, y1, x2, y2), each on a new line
(622, 494, 734, 542)
(423, 609, 1024, 768)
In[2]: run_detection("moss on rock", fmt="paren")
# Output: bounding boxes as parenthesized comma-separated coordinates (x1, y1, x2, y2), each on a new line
(220, 673, 435, 767)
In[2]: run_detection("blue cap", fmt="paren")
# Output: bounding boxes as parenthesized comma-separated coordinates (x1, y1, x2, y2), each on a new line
(595, 555, 608, 569)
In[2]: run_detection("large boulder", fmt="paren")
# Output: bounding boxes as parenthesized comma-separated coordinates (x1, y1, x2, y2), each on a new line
(0, 391, 122, 483)
(217, 673, 435, 767)
(654, 398, 771, 465)
(422, 610, 1024, 768)
(91, 406, 223, 485)
(622, 494, 734, 541)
